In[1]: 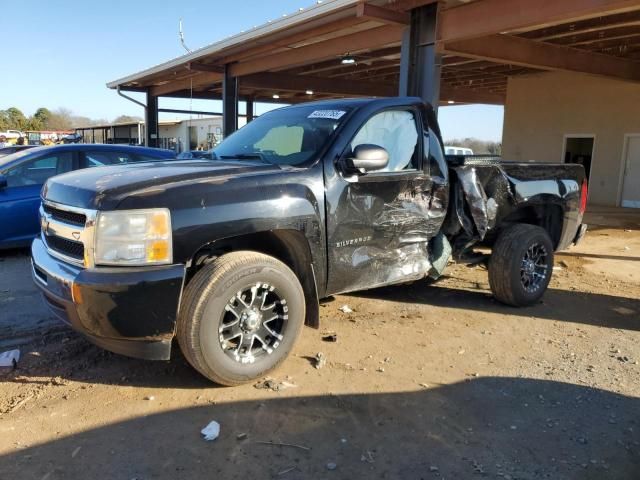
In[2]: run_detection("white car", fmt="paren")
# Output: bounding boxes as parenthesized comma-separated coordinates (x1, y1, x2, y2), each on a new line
(445, 146, 474, 156)
(0, 130, 25, 141)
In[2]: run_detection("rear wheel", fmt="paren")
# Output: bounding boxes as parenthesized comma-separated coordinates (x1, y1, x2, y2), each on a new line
(177, 251, 305, 385)
(488, 224, 554, 307)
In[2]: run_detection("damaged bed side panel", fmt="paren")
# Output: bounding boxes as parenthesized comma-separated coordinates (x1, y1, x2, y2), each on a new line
(447, 162, 586, 254)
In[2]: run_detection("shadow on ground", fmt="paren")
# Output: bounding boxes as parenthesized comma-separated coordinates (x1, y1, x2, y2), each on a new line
(557, 251, 640, 262)
(1, 377, 638, 479)
(348, 282, 640, 332)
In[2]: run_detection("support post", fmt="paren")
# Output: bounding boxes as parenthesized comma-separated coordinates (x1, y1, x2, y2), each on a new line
(399, 2, 442, 110)
(145, 91, 159, 147)
(223, 65, 238, 137)
(246, 98, 254, 123)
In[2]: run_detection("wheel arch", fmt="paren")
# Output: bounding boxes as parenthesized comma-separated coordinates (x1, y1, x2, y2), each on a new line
(186, 229, 320, 328)
(496, 202, 565, 250)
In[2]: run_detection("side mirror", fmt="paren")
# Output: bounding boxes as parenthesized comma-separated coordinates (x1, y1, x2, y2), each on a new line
(347, 144, 389, 174)
(0, 175, 7, 189)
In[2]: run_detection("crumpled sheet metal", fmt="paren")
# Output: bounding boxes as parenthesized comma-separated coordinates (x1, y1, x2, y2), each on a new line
(453, 165, 513, 241)
(345, 242, 432, 288)
(330, 179, 449, 292)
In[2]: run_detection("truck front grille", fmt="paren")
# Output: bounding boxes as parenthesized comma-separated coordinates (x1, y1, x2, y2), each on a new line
(40, 201, 97, 267)
(46, 235, 85, 261)
(43, 204, 87, 226)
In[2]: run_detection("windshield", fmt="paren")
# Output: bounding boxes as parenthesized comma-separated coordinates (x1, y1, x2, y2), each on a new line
(213, 105, 351, 166)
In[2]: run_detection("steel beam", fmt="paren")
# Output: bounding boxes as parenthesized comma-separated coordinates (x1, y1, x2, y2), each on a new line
(151, 72, 222, 97)
(356, 3, 410, 25)
(246, 98, 254, 123)
(443, 34, 640, 83)
(223, 65, 238, 137)
(439, 0, 640, 43)
(240, 71, 396, 97)
(399, 2, 441, 108)
(145, 91, 159, 148)
(228, 25, 404, 77)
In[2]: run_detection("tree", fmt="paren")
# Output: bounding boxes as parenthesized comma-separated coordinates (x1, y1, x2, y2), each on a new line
(113, 115, 143, 124)
(0, 110, 8, 131)
(46, 108, 74, 130)
(32, 107, 52, 130)
(3, 107, 28, 130)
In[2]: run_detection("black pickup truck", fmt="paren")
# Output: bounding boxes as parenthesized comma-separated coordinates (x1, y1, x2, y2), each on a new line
(31, 97, 588, 385)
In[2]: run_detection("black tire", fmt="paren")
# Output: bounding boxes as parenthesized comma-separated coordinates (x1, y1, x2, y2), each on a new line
(488, 224, 554, 307)
(177, 251, 305, 386)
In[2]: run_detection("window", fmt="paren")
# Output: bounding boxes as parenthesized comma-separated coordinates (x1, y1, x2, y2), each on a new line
(133, 153, 172, 162)
(350, 110, 419, 172)
(428, 130, 447, 181)
(6, 152, 73, 187)
(82, 151, 133, 168)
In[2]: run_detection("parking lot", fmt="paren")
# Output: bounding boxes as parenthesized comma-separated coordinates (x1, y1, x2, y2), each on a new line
(0, 216, 638, 479)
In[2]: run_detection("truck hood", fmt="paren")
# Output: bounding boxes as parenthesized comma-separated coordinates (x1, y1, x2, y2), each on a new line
(42, 160, 282, 210)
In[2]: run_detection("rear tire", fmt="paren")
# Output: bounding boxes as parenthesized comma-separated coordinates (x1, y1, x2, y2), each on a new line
(488, 224, 554, 307)
(177, 251, 305, 386)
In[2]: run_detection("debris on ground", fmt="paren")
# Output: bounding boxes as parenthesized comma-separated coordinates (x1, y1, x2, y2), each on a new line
(322, 334, 338, 342)
(255, 440, 310, 451)
(0, 349, 20, 369)
(277, 466, 297, 476)
(144, 395, 155, 401)
(236, 433, 248, 441)
(338, 305, 353, 314)
(361, 451, 375, 463)
(326, 462, 337, 470)
(314, 352, 327, 369)
(559, 260, 569, 268)
(201, 420, 221, 441)
(254, 378, 297, 391)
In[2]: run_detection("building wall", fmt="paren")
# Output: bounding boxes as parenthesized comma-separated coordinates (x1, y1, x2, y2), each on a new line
(502, 71, 640, 206)
(158, 117, 223, 151)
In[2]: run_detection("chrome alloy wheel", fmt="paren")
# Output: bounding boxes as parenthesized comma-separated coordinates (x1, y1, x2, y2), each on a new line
(520, 243, 548, 293)
(218, 282, 288, 364)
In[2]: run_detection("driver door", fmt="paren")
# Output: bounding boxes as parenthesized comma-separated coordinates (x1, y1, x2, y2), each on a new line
(324, 106, 440, 294)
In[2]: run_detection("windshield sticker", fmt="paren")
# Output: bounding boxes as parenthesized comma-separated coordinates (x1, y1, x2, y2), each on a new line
(308, 110, 346, 120)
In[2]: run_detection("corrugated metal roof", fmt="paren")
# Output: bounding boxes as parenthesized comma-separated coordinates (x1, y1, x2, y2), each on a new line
(106, 0, 360, 89)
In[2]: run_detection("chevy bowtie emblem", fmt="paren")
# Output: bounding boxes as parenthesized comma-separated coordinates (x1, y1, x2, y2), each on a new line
(72, 232, 81, 240)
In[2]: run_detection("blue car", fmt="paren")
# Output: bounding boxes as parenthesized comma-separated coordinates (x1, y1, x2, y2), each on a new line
(0, 144, 175, 249)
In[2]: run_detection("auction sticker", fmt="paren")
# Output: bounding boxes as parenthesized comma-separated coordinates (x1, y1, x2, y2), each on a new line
(308, 110, 346, 120)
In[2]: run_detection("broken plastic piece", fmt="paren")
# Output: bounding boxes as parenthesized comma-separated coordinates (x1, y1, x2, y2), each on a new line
(0, 349, 20, 368)
(314, 352, 327, 369)
(201, 421, 220, 441)
(428, 232, 452, 279)
(339, 305, 353, 314)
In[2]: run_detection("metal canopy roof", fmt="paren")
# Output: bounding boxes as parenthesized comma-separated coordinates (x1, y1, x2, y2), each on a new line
(108, 0, 640, 106)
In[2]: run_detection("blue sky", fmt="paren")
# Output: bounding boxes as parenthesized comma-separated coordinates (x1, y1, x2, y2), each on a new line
(1, 0, 503, 141)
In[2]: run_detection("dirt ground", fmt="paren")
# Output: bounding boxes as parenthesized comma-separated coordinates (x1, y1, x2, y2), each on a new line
(0, 227, 639, 479)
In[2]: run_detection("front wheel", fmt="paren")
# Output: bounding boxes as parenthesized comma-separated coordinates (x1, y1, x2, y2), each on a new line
(488, 224, 554, 307)
(177, 251, 305, 385)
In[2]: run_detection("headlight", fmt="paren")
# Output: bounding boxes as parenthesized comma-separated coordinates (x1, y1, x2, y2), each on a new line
(94, 209, 172, 266)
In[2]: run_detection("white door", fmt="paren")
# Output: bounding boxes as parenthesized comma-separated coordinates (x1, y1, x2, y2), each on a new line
(621, 136, 640, 208)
